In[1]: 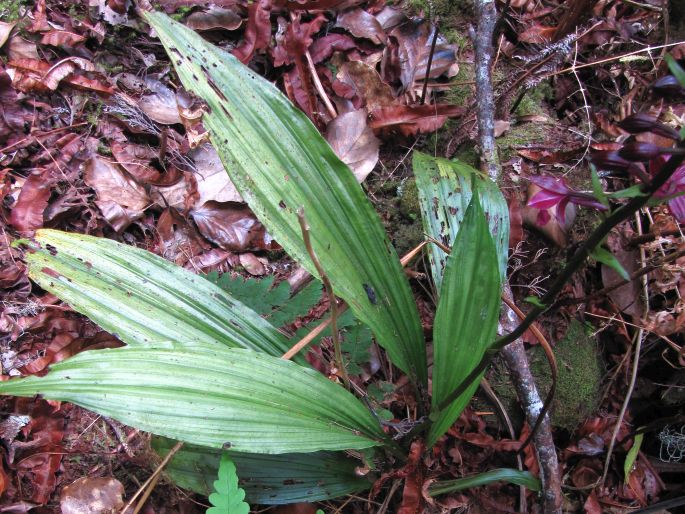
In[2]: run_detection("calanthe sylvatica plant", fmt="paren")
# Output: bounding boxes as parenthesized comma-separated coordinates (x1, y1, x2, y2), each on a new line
(4, 10, 683, 509)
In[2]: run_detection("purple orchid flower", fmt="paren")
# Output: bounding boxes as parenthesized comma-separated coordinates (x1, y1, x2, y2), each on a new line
(649, 155, 685, 223)
(528, 176, 608, 226)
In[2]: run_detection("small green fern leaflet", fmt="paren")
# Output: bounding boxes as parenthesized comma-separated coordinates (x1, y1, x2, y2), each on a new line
(207, 453, 249, 514)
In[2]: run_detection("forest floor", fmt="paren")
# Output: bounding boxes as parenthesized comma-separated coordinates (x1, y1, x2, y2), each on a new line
(1, 0, 684, 512)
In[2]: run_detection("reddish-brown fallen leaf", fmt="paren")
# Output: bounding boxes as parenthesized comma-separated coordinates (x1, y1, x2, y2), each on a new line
(308, 33, 357, 64)
(186, 5, 242, 31)
(60, 477, 125, 514)
(191, 201, 277, 252)
(40, 30, 86, 47)
(398, 440, 425, 514)
(517, 147, 583, 164)
(517, 24, 556, 43)
(326, 109, 379, 182)
(9, 172, 52, 232)
(0, 67, 27, 146)
(273, 0, 364, 9)
(336, 8, 386, 45)
(369, 104, 464, 136)
(232, 0, 272, 64)
(8, 58, 113, 94)
(157, 208, 209, 266)
(273, 12, 327, 67)
(111, 141, 183, 186)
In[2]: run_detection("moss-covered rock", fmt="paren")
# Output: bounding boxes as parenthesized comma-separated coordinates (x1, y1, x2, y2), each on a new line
(530, 319, 604, 431)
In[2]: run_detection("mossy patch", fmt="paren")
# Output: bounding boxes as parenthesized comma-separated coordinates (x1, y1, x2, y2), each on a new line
(446, 63, 475, 108)
(514, 81, 554, 117)
(496, 121, 549, 161)
(530, 319, 604, 431)
(406, 0, 473, 18)
(372, 178, 424, 257)
(0, 0, 27, 21)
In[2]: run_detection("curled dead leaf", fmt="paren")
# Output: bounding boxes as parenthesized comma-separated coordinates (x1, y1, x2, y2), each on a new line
(138, 78, 182, 125)
(0, 21, 16, 48)
(190, 201, 276, 252)
(336, 9, 386, 45)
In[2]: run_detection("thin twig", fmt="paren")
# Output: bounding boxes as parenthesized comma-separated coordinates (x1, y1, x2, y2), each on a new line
(281, 241, 428, 360)
(296, 207, 349, 387)
(600, 212, 650, 486)
(420, 21, 440, 105)
(304, 49, 337, 119)
(120, 441, 184, 514)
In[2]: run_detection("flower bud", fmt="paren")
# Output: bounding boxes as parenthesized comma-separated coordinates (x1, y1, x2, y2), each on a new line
(652, 75, 685, 98)
(617, 113, 681, 140)
(619, 141, 663, 161)
(590, 150, 632, 171)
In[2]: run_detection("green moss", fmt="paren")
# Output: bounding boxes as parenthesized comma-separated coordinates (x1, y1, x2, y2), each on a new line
(406, 0, 472, 17)
(398, 177, 420, 220)
(446, 63, 475, 108)
(496, 121, 549, 161)
(514, 81, 554, 117)
(530, 319, 603, 431)
(0, 0, 27, 21)
(452, 144, 479, 168)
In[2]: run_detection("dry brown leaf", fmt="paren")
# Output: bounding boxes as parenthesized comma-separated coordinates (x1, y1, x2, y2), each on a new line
(0, 21, 16, 48)
(186, 6, 242, 31)
(601, 233, 643, 319)
(239, 252, 266, 276)
(336, 9, 386, 45)
(325, 109, 379, 182)
(375, 6, 407, 31)
(111, 141, 183, 186)
(83, 156, 149, 232)
(190, 144, 243, 205)
(336, 60, 396, 111)
(9, 172, 52, 232)
(60, 477, 124, 514)
(190, 201, 275, 252)
(40, 30, 86, 47)
(369, 103, 464, 136)
(138, 78, 181, 125)
(157, 208, 209, 266)
(6, 35, 39, 60)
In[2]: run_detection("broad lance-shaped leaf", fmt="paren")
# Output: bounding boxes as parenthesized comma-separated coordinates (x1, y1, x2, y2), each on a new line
(143, 11, 426, 386)
(207, 454, 249, 514)
(20, 230, 298, 361)
(153, 438, 371, 504)
(0, 345, 386, 454)
(428, 468, 541, 496)
(428, 196, 502, 446)
(414, 152, 509, 290)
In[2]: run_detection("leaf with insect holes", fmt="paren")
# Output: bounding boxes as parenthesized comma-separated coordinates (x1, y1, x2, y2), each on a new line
(143, 11, 427, 386)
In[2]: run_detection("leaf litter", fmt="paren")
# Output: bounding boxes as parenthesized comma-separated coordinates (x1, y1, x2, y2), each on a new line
(0, 0, 683, 512)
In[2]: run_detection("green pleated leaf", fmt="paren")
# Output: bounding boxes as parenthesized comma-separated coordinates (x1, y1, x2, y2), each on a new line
(428, 196, 502, 446)
(207, 454, 250, 514)
(143, 11, 426, 386)
(0, 345, 386, 454)
(19, 230, 295, 361)
(153, 438, 371, 504)
(428, 468, 541, 496)
(414, 152, 509, 290)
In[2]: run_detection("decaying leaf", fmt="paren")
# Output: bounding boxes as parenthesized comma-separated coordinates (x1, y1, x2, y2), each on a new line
(0, 21, 16, 48)
(186, 6, 242, 31)
(9, 173, 52, 232)
(138, 78, 182, 125)
(326, 109, 379, 182)
(60, 477, 125, 514)
(191, 144, 243, 205)
(369, 104, 464, 136)
(83, 156, 150, 232)
(190, 201, 276, 252)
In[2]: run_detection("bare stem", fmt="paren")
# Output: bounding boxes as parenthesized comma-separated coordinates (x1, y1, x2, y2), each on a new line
(296, 207, 349, 388)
